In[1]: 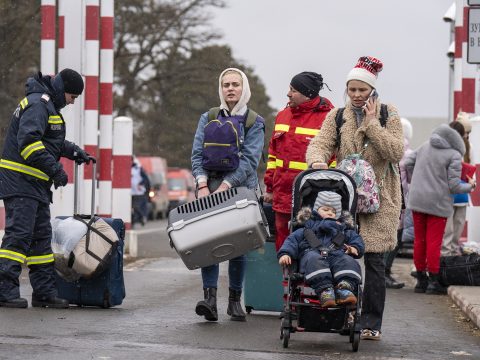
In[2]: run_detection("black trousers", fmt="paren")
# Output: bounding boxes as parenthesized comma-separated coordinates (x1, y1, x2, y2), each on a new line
(360, 252, 386, 331)
(384, 229, 403, 274)
(0, 197, 56, 301)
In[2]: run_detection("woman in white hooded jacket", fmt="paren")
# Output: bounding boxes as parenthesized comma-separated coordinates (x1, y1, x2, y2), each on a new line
(191, 68, 265, 322)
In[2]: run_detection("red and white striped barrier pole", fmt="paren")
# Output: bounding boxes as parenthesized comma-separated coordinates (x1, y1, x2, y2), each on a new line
(52, 0, 84, 217)
(112, 117, 133, 228)
(453, 0, 465, 118)
(98, 0, 114, 217)
(83, 0, 100, 214)
(41, 0, 56, 75)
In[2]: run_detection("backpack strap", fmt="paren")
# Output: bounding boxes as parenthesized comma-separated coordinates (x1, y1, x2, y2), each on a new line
(208, 107, 221, 121)
(335, 104, 389, 148)
(379, 104, 388, 127)
(208, 107, 258, 130)
(334, 108, 345, 148)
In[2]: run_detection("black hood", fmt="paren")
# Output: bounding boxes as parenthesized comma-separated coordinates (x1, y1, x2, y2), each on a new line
(25, 72, 66, 109)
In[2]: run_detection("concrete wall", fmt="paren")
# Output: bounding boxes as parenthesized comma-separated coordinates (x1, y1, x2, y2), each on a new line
(408, 117, 448, 150)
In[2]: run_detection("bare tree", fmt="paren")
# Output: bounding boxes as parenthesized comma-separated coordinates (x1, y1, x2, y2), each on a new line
(0, 0, 40, 147)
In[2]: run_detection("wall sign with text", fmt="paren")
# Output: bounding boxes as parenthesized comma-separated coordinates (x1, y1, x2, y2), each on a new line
(468, 8, 480, 63)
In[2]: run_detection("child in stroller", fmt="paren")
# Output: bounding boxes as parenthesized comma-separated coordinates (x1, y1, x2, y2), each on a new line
(278, 190, 364, 308)
(279, 168, 364, 351)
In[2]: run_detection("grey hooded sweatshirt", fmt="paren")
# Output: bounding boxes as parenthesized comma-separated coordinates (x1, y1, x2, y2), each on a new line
(405, 124, 473, 218)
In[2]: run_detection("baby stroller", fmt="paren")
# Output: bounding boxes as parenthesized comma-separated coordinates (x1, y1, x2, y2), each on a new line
(280, 168, 363, 352)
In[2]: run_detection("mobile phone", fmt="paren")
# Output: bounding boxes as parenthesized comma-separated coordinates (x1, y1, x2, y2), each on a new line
(368, 89, 378, 101)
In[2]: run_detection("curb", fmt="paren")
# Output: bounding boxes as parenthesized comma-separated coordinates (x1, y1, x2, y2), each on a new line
(448, 286, 480, 329)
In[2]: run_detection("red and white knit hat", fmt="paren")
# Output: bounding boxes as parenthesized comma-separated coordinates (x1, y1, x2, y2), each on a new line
(346, 56, 383, 88)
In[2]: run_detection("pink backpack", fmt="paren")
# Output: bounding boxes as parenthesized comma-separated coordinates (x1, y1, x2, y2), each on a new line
(337, 154, 380, 214)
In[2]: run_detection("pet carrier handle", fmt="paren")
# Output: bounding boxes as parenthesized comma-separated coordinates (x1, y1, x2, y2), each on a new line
(73, 156, 97, 217)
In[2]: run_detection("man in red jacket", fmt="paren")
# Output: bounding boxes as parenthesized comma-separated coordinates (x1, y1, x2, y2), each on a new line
(263, 72, 334, 250)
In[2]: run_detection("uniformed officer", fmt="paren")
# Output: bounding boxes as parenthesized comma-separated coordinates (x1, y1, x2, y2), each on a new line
(0, 69, 90, 308)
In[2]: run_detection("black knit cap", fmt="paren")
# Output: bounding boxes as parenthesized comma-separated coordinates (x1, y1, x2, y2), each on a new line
(290, 71, 324, 99)
(59, 68, 84, 95)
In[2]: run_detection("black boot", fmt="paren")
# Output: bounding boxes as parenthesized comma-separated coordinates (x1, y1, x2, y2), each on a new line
(385, 271, 405, 289)
(195, 288, 218, 321)
(0, 297, 28, 308)
(414, 271, 428, 293)
(426, 274, 448, 295)
(31, 295, 69, 308)
(227, 288, 246, 322)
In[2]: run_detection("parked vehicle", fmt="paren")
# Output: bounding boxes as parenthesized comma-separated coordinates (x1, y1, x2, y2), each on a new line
(137, 156, 169, 219)
(167, 168, 196, 211)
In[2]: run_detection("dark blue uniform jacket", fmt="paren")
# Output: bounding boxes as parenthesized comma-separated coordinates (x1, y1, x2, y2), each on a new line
(278, 211, 365, 261)
(0, 72, 77, 204)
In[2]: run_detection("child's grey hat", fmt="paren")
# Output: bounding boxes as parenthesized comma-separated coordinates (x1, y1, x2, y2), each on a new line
(314, 191, 342, 219)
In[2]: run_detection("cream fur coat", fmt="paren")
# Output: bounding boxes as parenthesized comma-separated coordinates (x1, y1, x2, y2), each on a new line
(306, 103, 404, 253)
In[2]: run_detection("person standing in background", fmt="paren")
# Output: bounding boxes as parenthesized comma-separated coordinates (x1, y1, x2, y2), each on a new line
(384, 117, 414, 289)
(442, 113, 474, 256)
(405, 123, 476, 295)
(263, 72, 334, 251)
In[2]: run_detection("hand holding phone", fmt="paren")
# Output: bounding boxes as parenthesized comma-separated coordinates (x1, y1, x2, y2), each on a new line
(367, 89, 378, 103)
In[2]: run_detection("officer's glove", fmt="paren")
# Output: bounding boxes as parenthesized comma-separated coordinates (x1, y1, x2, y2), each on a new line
(74, 146, 91, 165)
(52, 169, 68, 189)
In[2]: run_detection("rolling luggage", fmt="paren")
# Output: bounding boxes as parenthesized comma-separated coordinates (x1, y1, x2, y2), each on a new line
(54, 160, 126, 308)
(167, 186, 269, 270)
(244, 240, 285, 313)
(439, 254, 480, 286)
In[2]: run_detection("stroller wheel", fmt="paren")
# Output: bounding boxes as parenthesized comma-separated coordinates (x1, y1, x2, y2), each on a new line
(352, 331, 360, 352)
(282, 328, 290, 348)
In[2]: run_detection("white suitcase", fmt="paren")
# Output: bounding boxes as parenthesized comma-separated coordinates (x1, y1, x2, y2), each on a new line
(167, 187, 269, 270)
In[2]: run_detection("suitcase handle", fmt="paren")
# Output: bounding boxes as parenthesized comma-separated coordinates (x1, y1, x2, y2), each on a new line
(73, 156, 97, 217)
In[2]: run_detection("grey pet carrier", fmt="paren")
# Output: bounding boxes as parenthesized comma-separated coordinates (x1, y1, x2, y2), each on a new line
(167, 187, 269, 270)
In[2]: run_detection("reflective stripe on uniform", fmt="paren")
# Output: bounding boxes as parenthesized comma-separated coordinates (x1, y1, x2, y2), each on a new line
(333, 269, 362, 280)
(26, 254, 54, 266)
(48, 115, 62, 124)
(271, 158, 307, 170)
(305, 268, 331, 280)
(0, 249, 26, 264)
(274, 124, 289, 132)
(20, 141, 46, 160)
(0, 159, 49, 181)
(288, 161, 308, 170)
(267, 161, 276, 169)
(20, 98, 28, 109)
(295, 127, 319, 136)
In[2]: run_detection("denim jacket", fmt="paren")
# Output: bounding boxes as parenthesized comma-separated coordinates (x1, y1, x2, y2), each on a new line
(191, 110, 265, 189)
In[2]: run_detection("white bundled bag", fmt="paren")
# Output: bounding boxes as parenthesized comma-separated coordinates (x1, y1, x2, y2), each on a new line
(52, 216, 119, 280)
(70, 216, 119, 278)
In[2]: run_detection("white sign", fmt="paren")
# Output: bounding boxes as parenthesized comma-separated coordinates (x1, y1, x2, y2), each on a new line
(469, 0, 480, 5)
(468, 8, 480, 63)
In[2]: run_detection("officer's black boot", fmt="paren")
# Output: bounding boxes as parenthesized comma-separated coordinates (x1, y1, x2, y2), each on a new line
(0, 298, 28, 308)
(31, 295, 69, 308)
(385, 269, 405, 289)
(425, 273, 448, 295)
(195, 288, 218, 321)
(414, 271, 428, 293)
(0, 258, 26, 308)
(227, 288, 246, 322)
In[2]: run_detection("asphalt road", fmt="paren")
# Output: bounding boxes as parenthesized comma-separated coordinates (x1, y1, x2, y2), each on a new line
(0, 219, 479, 360)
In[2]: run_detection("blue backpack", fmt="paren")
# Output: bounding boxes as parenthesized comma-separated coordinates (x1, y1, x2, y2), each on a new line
(202, 107, 258, 172)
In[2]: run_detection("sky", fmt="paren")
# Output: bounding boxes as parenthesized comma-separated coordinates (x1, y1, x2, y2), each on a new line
(212, 0, 455, 118)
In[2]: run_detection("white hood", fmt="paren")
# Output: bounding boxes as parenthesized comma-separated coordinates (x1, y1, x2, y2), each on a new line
(218, 68, 251, 116)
